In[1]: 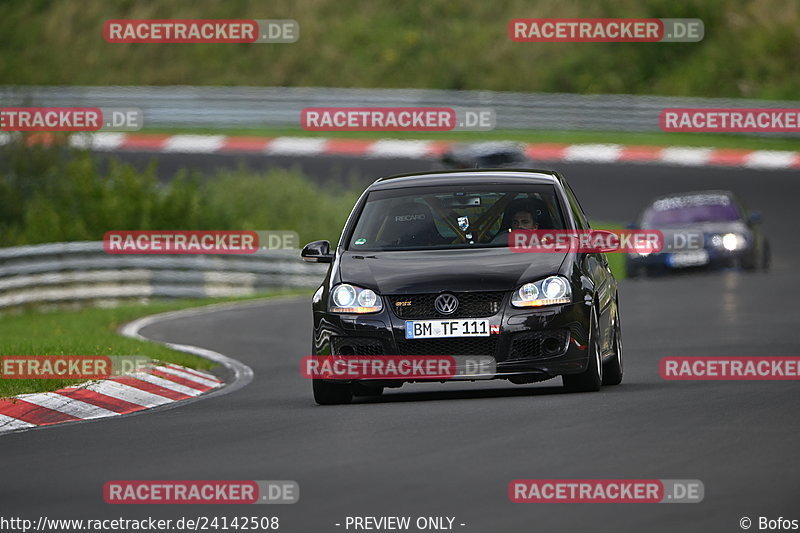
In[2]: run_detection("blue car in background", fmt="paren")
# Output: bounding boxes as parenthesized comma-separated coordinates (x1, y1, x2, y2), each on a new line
(625, 190, 770, 277)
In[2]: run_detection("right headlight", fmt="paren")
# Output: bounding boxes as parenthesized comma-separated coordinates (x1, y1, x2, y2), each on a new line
(511, 276, 572, 307)
(329, 284, 383, 314)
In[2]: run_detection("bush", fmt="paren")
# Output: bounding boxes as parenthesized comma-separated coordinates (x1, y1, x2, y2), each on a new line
(0, 137, 360, 246)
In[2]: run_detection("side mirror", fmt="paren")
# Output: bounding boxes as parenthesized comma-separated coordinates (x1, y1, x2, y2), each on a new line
(590, 230, 621, 253)
(301, 240, 334, 263)
(748, 211, 763, 224)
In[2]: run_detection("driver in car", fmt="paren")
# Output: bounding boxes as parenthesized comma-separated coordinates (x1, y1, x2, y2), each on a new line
(492, 199, 541, 244)
(511, 209, 539, 230)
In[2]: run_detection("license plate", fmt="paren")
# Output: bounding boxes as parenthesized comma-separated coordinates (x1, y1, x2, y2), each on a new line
(668, 250, 709, 268)
(405, 319, 490, 339)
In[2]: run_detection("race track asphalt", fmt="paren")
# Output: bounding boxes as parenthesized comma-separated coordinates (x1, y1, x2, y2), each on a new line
(2, 152, 799, 533)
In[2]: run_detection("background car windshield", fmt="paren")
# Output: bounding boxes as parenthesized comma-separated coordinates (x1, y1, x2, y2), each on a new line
(348, 184, 566, 251)
(642, 195, 741, 226)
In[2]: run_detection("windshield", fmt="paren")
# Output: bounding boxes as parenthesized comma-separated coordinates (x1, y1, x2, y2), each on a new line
(347, 184, 567, 251)
(641, 194, 741, 226)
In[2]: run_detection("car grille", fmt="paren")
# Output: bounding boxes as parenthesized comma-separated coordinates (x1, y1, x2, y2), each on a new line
(331, 337, 384, 356)
(395, 337, 498, 357)
(388, 292, 505, 319)
(508, 330, 569, 360)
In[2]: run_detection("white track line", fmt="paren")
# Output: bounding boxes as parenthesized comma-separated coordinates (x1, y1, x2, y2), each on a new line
(80, 380, 173, 408)
(153, 365, 221, 388)
(18, 393, 118, 420)
(564, 144, 623, 162)
(129, 372, 206, 396)
(367, 140, 433, 158)
(165, 363, 220, 382)
(744, 150, 798, 169)
(0, 414, 36, 431)
(162, 134, 226, 153)
(660, 147, 713, 166)
(69, 132, 127, 151)
(267, 137, 327, 155)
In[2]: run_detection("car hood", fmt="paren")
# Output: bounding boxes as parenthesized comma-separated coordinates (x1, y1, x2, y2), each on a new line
(338, 248, 567, 294)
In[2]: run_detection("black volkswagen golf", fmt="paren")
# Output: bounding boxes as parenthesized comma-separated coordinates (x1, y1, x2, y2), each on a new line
(302, 169, 622, 404)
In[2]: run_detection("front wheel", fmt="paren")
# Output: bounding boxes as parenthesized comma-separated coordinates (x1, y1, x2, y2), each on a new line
(562, 308, 602, 392)
(313, 379, 353, 405)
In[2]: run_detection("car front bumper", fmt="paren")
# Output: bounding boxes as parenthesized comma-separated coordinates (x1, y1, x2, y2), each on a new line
(627, 247, 753, 271)
(312, 299, 592, 383)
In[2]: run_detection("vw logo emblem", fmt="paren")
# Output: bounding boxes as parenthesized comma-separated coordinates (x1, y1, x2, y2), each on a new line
(434, 293, 459, 315)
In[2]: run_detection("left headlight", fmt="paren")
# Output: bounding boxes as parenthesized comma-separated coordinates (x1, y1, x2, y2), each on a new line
(710, 232, 746, 251)
(329, 284, 383, 314)
(511, 276, 572, 307)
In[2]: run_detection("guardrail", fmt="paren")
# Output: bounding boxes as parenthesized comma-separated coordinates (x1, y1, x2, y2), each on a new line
(0, 241, 327, 309)
(1, 86, 797, 135)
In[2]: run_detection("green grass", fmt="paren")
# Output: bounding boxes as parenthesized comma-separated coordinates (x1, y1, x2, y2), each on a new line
(142, 126, 800, 152)
(0, 290, 310, 397)
(605, 252, 627, 281)
(591, 221, 627, 280)
(2, 0, 800, 99)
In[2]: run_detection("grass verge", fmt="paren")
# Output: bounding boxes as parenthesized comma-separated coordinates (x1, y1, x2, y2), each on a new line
(0, 290, 311, 398)
(2, 0, 799, 99)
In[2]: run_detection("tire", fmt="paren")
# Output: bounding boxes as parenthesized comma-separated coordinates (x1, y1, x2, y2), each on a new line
(313, 379, 353, 405)
(352, 383, 384, 397)
(602, 306, 623, 386)
(562, 307, 602, 393)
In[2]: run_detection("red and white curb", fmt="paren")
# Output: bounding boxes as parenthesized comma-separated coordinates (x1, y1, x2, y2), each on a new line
(0, 364, 222, 433)
(0, 299, 261, 436)
(58, 133, 800, 169)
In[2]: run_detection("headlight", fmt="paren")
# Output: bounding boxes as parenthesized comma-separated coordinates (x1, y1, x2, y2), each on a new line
(330, 284, 382, 313)
(711, 233, 745, 251)
(722, 232, 741, 251)
(511, 276, 572, 307)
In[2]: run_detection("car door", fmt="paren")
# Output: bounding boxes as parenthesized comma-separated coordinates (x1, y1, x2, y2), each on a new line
(563, 181, 615, 355)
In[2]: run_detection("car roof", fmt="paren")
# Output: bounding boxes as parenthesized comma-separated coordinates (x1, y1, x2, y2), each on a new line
(649, 190, 736, 204)
(369, 169, 561, 190)
(444, 141, 525, 158)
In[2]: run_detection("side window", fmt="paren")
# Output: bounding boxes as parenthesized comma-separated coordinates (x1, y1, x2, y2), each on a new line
(563, 182, 590, 230)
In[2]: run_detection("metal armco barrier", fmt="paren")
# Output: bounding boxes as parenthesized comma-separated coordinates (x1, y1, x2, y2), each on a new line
(0, 241, 327, 309)
(1, 86, 797, 135)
